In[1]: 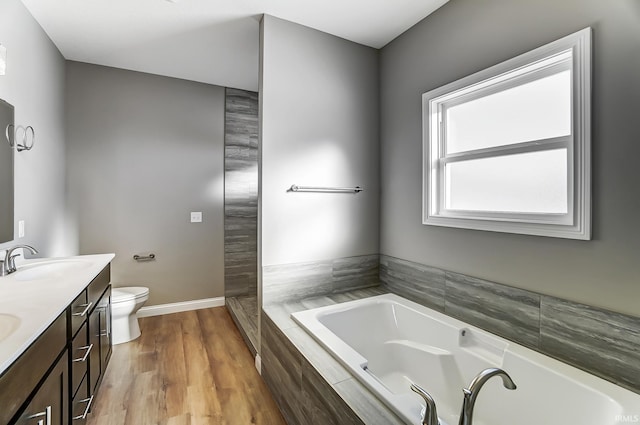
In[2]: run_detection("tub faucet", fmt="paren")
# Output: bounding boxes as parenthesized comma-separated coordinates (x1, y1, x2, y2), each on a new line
(0, 244, 38, 276)
(410, 383, 440, 425)
(458, 368, 516, 425)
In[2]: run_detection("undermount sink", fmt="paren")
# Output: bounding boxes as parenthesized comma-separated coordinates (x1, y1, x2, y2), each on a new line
(13, 260, 93, 281)
(0, 314, 20, 342)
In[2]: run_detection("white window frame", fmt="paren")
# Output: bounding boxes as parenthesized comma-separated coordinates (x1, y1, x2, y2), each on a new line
(422, 28, 591, 240)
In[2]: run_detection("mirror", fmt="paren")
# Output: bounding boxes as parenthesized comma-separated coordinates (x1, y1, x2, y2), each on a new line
(0, 98, 14, 243)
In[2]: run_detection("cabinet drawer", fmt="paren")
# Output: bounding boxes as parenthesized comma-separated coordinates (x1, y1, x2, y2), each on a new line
(71, 374, 93, 425)
(0, 313, 66, 425)
(69, 290, 89, 338)
(70, 322, 90, 398)
(87, 265, 110, 311)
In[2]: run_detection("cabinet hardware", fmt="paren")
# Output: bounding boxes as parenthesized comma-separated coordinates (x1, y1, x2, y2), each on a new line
(72, 302, 92, 317)
(72, 344, 93, 363)
(27, 405, 51, 425)
(73, 395, 94, 421)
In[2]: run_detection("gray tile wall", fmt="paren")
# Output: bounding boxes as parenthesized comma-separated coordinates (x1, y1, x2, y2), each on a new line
(224, 88, 259, 298)
(261, 311, 305, 424)
(262, 311, 367, 424)
(445, 271, 541, 349)
(540, 297, 640, 393)
(263, 254, 379, 304)
(380, 255, 640, 394)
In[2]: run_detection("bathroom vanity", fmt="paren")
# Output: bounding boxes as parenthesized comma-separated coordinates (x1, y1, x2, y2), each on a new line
(0, 254, 115, 425)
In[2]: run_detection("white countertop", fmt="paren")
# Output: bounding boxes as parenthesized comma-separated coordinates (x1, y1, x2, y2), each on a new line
(0, 253, 115, 375)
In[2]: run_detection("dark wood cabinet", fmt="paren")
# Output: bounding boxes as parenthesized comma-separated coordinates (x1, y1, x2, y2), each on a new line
(71, 264, 112, 421)
(13, 352, 69, 425)
(70, 321, 89, 399)
(98, 290, 112, 371)
(0, 314, 66, 425)
(70, 375, 91, 425)
(89, 287, 111, 395)
(88, 305, 101, 396)
(69, 316, 92, 425)
(1, 263, 112, 425)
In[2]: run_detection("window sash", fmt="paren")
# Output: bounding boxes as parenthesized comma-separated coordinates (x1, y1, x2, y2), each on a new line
(435, 139, 574, 224)
(432, 59, 574, 222)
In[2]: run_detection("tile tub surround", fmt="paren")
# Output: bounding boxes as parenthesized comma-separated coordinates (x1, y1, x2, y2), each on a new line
(262, 254, 380, 304)
(540, 297, 640, 394)
(260, 287, 405, 425)
(445, 271, 541, 349)
(380, 254, 640, 394)
(224, 87, 259, 299)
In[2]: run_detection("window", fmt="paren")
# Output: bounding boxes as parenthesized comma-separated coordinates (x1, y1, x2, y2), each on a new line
(423, 28, 591, 240)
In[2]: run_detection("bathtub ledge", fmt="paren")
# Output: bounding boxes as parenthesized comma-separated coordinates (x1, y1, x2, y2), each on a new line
(261, 287, 405, 425)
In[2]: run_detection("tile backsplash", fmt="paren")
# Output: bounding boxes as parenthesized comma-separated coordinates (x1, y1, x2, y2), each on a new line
(261, 253, 640, 394)
(380, 255, 640, 394)
(263, 254, 379, 304)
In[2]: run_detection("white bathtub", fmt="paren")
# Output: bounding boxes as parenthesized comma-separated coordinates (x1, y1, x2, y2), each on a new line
(292, 294, 640, 425)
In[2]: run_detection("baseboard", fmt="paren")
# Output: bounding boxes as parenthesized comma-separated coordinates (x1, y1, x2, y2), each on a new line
(137, 297, 226, 318)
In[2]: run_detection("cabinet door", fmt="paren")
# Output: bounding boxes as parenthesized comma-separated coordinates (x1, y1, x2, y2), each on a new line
(88, 287, 112, 396)
(88, 305, 101, 395)
(13, 352, 69, 425)
(98, 287, 112, 371)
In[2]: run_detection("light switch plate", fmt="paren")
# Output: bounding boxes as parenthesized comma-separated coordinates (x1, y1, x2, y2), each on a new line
(190, 211, 202, 223)
(18, 220, 24, 238)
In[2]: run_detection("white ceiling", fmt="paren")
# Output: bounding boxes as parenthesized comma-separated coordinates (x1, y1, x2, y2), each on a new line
(20, 0, 448, 91)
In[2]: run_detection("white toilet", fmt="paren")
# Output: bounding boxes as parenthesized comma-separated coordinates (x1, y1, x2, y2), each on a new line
(111, 286, 150, 345)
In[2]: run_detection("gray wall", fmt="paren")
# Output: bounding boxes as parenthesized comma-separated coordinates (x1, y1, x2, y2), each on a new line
(66, 62, 225, 305)
(0, 0, 70, 256)
(379, 0, 640, 316)
(260, 15, 380, 269)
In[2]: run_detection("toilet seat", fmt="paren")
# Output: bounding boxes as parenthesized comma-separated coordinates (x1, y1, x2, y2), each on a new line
(112, 286, 149, 303)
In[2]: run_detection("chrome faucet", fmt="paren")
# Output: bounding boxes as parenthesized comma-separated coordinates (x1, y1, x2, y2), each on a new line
(0, 244, 38, 276)
(458, 368, 516, 425)
(410, 383, 440, 425)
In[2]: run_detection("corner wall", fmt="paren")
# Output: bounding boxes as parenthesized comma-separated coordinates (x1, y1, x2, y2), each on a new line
(259, 15, 380, 302)
(0, 0, 69, 256)
(379, 0, 640, 316)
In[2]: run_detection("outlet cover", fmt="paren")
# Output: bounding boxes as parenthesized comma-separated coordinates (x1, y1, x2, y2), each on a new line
(190, 212, 202, 223)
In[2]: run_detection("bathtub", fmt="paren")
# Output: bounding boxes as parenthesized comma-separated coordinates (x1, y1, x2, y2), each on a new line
(292, 294, 640, 425)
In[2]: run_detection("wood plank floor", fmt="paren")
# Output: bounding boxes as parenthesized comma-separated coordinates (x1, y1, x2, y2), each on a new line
(87, 307, 286, 425)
